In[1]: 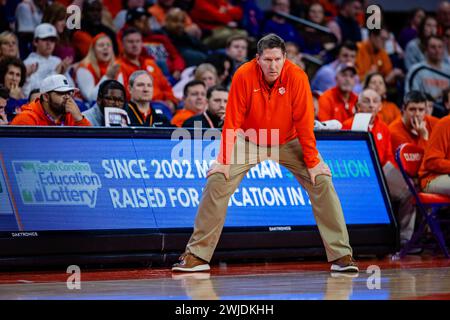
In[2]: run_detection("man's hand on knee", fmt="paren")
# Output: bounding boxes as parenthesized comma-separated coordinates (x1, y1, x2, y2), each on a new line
(307, 162, 332, 186)
(207, 160, 231, 180)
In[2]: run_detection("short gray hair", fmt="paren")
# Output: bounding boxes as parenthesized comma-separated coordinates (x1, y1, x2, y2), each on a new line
(128, 70, 153, 88)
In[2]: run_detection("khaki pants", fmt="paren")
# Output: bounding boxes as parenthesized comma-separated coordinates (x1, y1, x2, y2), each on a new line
(186, 137, 353, 262)
(424, 175, 450, 196)
(383, 162, 416, 243)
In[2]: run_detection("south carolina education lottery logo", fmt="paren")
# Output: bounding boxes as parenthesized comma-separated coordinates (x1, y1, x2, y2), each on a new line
(12, 161, 102, 208)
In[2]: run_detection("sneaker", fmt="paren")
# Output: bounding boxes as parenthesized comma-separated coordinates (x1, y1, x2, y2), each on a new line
(172, 252, 210, 272)
(330, 255, 359, 273)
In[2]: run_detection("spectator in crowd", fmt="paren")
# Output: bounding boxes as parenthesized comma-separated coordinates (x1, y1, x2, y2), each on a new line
(299, 2, 336, 56)
(405, 35, 450, 100)
(194, 63, 219, 90)
(389, 90, 439, 157)
(72, 0, 119, 61)
(205, 53, 233, 88)
(126, 70, 172, 127)
(0, 32, 19, 60)
(0, 57, 27, 119)
(183, 85, 228, 128)
(190, 0, 243, 34)
(342, 88, 394, 166)
(356, 28, 404, 85)
(437, 1, 450, 32)
(10, 74, 91, 126)
(76, 33, 120, 102)
(419, 114, 450, 196)
(42, 2, 75, 61)
(162, 8, 207, 67)
(317, 62, 358, 123)
(0, 84, 8, 125)
(398, 8, 425, 50)
(364, 72, 401, 125)
(261, 0, 305, 50)
(149, 0, 202, 39)
(225, 35, 249, 74)
(404, 15, 438, 69)
(116, 28, 178, 112)
(124, 7, 185, 80)
(327, 0, 362, 44)
(193, 0, 246, 50)
(311, 41, 361, 93)
(171, 80, 207, 127)
(22, 23, 73, 98)
(114, 0, 159, 31)
(15, 0, 47, 57)
(83, 80, 126, 126)
(285, 42, 305, 69)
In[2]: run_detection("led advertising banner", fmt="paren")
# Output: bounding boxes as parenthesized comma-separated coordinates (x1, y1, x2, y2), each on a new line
(0, 134, 391, 232)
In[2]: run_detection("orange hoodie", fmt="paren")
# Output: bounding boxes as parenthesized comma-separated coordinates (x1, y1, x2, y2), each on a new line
(218, 59, 319, 168)
(419, 115, 450, 189)
(10, 99, 91, 127)
(317, 86, 358, 124)
(388, 115, 439, 156)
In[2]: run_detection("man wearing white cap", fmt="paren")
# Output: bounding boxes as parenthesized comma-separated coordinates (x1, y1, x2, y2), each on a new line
(22, 23, 74, 97)
(10, 74, 91, 127)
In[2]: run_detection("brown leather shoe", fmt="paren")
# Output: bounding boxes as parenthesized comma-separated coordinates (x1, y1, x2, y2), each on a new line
(172, 252, 210, 272)
(330, 255, 359, 272)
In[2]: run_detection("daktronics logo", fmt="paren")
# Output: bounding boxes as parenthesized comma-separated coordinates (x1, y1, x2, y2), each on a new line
(13, 161, 101, 208)
(404, 153, 422, 162)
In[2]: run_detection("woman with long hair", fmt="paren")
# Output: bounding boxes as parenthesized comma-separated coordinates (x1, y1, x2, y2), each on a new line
(42, 2, 76, 61)
(76, 33, 120, 102)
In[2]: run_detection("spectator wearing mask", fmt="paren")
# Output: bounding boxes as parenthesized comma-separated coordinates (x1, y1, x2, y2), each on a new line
(10, 74, 91, 126)
(22, 23, 73, 98)
(183, 85, 228, 128)
(117, 28, 178, 112)
(311, 41, 362, 93)
(83, 80, 127, 127)
(76, 33, 120, 102)
(405, 35, 450, 100)
(126, 70, 172, 127)
(171, 80, 207, 127)
(317, 62, 358, 123)
(364, 72, 401, 125)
